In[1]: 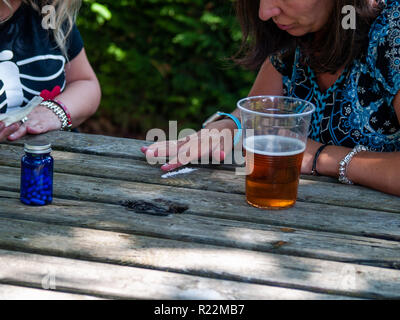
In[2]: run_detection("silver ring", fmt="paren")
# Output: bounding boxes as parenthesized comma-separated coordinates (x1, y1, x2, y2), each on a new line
(20, 116, 28, 124)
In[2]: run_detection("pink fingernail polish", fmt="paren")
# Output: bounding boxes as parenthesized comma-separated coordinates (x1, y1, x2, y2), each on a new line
(161, 164, 170, 171)
(141, 146, 148, 153)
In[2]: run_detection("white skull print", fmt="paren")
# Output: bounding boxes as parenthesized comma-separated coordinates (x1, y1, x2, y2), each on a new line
(0, 49, 66, 113)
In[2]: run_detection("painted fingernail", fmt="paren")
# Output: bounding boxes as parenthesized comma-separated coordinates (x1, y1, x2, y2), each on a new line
(0, 122, 4, 130)
(141, 146, 148, 153)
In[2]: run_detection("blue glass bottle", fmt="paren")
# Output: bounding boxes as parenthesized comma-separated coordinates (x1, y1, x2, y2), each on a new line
(20, 141, 53, 206)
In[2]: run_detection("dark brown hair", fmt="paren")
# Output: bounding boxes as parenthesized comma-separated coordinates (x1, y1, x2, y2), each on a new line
(234, 0, 383, 74)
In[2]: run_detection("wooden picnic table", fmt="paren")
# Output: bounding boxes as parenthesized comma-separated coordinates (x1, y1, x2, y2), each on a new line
(0, 130, 400, 300)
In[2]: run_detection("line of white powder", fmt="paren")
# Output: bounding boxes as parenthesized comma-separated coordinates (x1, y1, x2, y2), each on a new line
(161, 167, 198, 179)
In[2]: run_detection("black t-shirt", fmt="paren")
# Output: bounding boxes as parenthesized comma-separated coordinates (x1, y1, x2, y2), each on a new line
(0, 2, 83, 113)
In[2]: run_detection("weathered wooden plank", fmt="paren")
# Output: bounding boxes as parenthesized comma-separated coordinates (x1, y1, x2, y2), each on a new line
(0, 284, 103, 300)
(2, 131, 237, 172)
(0, 218, 398, 299)
(0, 249, 354, 300)
(0, 145, 398, 213)
(0, 132, 344, 181)
(1, 168, 400, 241)
(0, 191, 400, 268)
(0, 144, 242, 194)
(0, 144, 338, 194)
(2, 132, 241, 171)
(3, 131, 146, 159)
(0, 219, 394, 298)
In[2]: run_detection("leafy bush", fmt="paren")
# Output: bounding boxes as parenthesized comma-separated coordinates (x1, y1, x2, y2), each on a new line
(77, 0, 255, 138)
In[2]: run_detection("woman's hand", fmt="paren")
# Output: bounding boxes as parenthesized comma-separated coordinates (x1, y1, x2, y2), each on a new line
(0, 121, 21, 142)
(7, 105, 62, 141)
(141, 119, 237, 172)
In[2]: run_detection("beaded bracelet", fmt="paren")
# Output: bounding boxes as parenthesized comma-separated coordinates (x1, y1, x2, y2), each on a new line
(338, 145, 369, 185)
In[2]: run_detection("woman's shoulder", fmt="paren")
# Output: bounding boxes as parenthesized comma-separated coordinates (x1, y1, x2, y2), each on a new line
(269, 48, 297, 78)
(366, 0, 400, 95)
(370, 0, 400, 33)
(368, 0, 400, 50)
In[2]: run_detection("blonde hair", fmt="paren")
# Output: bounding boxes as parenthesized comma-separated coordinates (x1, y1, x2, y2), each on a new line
(1, 0, 82, 58)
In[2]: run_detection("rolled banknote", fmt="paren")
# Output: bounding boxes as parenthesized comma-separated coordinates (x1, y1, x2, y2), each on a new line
(0, 96, 44, 127)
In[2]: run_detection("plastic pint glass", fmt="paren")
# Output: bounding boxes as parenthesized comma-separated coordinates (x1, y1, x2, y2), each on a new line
(238, 96, 315, 209)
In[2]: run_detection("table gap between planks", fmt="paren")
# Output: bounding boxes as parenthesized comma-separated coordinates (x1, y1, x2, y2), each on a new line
(0, 131, 399, 300)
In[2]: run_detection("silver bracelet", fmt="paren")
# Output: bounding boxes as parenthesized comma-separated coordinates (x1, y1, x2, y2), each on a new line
(338, 145, 369, 185)
(40, 100, 71, 131)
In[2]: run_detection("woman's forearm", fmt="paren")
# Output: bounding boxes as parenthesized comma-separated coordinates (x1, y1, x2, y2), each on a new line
(233, 98, 400, 196)
(56, 79, 101, 128)
(318, 145, 400, 196)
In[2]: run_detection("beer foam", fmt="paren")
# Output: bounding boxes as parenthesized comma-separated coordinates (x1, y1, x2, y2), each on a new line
(244, 135, 305, 156)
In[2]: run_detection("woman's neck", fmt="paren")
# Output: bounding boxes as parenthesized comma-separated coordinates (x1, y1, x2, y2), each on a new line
(0, 0, 22, 23)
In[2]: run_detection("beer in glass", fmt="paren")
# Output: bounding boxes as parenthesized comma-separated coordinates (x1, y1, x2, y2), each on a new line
(238, 96, 315, 209)
(244, 135, 305, 209)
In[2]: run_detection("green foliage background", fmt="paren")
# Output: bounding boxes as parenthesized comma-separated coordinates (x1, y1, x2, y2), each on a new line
(77, 0, 255, 138)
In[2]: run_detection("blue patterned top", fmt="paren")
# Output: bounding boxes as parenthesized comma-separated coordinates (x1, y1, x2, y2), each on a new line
(270, 0, 400, 152)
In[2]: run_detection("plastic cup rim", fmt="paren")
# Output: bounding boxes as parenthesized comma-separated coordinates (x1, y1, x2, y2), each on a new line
(237, 95, 316, 118)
